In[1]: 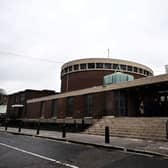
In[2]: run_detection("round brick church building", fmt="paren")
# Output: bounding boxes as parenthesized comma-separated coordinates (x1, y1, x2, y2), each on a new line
(61, 58, 153, 92)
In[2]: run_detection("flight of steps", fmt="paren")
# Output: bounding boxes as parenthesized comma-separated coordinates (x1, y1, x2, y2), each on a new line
(84, 117, 168, 140)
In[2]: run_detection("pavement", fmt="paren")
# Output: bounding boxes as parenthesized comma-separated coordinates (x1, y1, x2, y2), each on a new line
(1, 126, 168, 158)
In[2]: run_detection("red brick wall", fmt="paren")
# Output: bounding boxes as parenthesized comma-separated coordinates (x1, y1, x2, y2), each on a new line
(92, 92, 105, 118)
(7, 90, 56, 119)
(73, 95, 85, 118)
(25, 92, 118, 119)
(43, 100, 52, 119)
(61, 70, 144, 92)
(105, 91, 116, 116)
(57, 98, 66, 119)
(26, 102, 41, 118)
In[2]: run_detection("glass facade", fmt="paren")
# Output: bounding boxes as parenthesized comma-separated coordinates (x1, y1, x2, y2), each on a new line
(116, 91, 127, 116)
(80, 64, 86, 69)
(85, 95, 93, 117)
(103, 72, 134, 85)
(51, 99, 58, 117)
(96, 63, 103, 68)
(40, 101, 45, 118)
(88, 63, 95, 69)
(67, 97, 74, 117)
(74, 64, 79, 70)
(104, 63, 112, 69)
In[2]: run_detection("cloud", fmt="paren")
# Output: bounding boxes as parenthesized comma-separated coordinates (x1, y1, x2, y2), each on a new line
(0, 0, 168, 93)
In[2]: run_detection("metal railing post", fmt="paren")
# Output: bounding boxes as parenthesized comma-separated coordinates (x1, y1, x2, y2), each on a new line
(166, 120, 168, 139)
(82, 119, 85, 129)
(5, 120, 8, 131)
(62, 124, 66, 138)
(18, 121, 22, 133)
(36, 121, 40, 135)
(105, 126, 110, 144)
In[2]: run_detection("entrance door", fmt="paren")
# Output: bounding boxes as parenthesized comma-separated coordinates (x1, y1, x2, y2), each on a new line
(116, 91, 128, 116)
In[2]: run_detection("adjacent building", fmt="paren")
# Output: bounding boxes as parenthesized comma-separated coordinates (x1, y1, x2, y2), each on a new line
(0, 89, 7, 123)
(7, 89, 56, 119)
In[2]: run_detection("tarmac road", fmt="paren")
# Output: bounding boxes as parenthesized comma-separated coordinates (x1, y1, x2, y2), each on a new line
(0, 132, 168, 168)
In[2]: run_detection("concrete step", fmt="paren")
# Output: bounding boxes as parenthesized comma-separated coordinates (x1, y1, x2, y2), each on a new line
(85, 131, 166, 139)
(86, 132, 166, 140)
(84, 117, 168, 140)
(86, 128, 166, 134)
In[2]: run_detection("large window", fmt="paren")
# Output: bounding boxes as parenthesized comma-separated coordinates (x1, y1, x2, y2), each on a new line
(65, 68, 68, 73)
(88, 63, 95, 69)
(113, 64, 119, 69)
(96, 63, 103, 68)
(128, 66, 133, 72)
(51, 99, 58, 117)
(144, 70, 148, 75)
(80, 64, 86, 70)
(139, 68, 143, 74)
(120, 64, 126, 70)
(67, 97, 74, 117)
(68, 66, 72, 72)
(85, 95, 93, 117)
(20, 94, 25, 103)
(40, 101, 45, 118)
(116, 91, 127, 116)
(134, 67, 138, 73)
(104, 63, 112, 69)
(15, 95, 20, 104)
(74, 64, 79, 70)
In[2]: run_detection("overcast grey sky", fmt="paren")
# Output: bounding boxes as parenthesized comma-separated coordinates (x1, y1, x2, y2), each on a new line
(0, 0, 168, 94)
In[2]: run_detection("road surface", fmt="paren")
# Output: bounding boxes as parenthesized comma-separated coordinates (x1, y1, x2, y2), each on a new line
(0, 132, 168, 168)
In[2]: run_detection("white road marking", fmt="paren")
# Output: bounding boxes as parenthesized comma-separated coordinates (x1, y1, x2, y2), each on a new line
(0, 142, 79, 168)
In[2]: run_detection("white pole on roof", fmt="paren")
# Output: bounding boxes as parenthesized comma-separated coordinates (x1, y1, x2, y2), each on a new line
(107, 48, 110, 58)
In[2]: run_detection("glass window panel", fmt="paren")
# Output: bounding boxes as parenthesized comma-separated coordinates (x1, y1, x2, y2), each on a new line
(113, 64, 118, 69)
(120, 64, 126, 70)
(85, 95, 93, 117)
(65, 68, 68, 73)
(40, 102, 45, 118)
(128, 66, 132, 72)
(51, 99, 58, 117)
(88, 63, 95, 69)
(74, 64, 79, 70)
(139, 68, 143, 73)
(68, 66, 72, 72)
(96, 63, 103, 68)
(134, 67, 138, 72)
(67, 97, 74, 117)
(104, 63, 112, 69)
(80, 64, 86, 69)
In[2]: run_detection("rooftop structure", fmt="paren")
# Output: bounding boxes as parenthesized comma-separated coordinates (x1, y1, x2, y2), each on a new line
(61, 58, 153, 92)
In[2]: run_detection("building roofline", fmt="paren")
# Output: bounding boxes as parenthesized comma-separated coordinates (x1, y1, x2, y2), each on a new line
(61, 58, 153, 74)
(27, 73, 168, 103)
(8, 89, 57, 96)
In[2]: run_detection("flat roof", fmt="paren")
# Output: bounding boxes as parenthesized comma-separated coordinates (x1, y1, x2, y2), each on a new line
(9, 89, 56, 96)
(27, 73, 168, 103)
(61, 58, 153, 73)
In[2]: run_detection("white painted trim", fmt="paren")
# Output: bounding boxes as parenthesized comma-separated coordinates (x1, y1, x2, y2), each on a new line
(11, 104, 24, 108)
